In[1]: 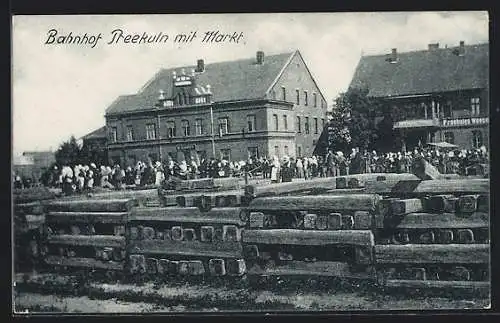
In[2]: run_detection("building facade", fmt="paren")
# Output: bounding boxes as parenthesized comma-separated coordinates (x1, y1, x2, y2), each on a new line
(349, 41, 489, 151)
(104, 50, 328, 166)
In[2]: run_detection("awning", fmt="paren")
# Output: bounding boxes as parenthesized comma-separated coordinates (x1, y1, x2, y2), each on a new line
(393, 119, 440, 129)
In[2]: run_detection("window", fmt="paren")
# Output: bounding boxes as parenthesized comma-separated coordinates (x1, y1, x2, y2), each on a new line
(272, 90, 276, 100)
(283, 115, 288, 130)
(297, 146, 302, 158)
(444, 132, 455, 144)
(314, 118, 318, 134)
(296, 116, 301, 133)
(109, 127, 118, 142)
(218, 117, 229, 135)
(284, 145, 289, 156)
(273, 114, 278, 131)
(472, 130, 483, 148)
(296, 89, 300, 105)
(166, 121, 176, 138)
(181, 120, 190, 136)
(195, 119, 203, 136)
(281, 87, 286, 101)
(248, 147, 259, 160)
(247, 115, 256, 132)
(178, 93, 184, 106)
(471, 97, 480, 116)
(274, 146, 279, 157)
(322, 118, 325, 129)
(304, 91, 308, 106)
(321, 100, 325, 109)
(305, 117, 310, 134)
(126, 126, 134, 141)
(146, 124, 156, 140)
(313, 93, 317, 107)
(220, 149, 231, 161)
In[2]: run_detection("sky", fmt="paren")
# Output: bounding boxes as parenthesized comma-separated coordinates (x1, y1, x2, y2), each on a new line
(12, 12, 489, 156)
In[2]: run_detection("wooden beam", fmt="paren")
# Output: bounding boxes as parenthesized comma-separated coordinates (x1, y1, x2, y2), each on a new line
(242, 229, 374, 247)
(47, 199, 138, 212)
(383, 279, 490, 291)
(48, 235, 126, 248)
(15, 202, 45, 215)
(374, 244, 490, 264)
(246, 261, 374, 279)
(44, 255, 124, 270)
(379, 212, 489, 229)
(365, 179, 489, 195)
(392, 198, 424, 215)
(248, 194, 381, 212)
(128, 207, 245, 226)
(127, 239, 243, 258)
(46, 212, 128, 224)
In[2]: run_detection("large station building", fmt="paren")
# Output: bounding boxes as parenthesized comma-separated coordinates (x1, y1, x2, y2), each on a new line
(349, 41, 489, 151)
(104, 50, 328, 166)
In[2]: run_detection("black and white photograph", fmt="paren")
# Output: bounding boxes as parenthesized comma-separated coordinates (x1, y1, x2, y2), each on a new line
(12, 12, 491, 313)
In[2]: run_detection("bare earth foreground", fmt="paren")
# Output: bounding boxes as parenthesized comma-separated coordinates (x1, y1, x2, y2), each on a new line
(13, 273, 490, 313)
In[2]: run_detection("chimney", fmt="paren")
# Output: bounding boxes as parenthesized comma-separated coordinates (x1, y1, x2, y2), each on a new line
(458, 40, 465, 56)
(256, 51, 265, 64)
(197, 59, 205, 72)
(389, 48, 398, 63)
(428, 43, 439, 51)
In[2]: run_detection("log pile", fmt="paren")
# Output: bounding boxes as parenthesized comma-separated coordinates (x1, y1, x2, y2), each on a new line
(372, 179, 490, 292)
(241, 194, 381, 281)
(42, 198, 138, 274)
(126, 204, 247, 278)
(19, 172, 490, 294)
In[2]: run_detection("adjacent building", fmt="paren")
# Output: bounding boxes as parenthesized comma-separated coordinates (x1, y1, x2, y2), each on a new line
(104, 50, 328, 166)
(349, 41, 489, 151)
(13, 151, 56, 182)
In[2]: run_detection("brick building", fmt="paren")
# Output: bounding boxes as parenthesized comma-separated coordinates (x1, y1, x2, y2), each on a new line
(104, 50, 328, 166)
(349, 41, 489, 151)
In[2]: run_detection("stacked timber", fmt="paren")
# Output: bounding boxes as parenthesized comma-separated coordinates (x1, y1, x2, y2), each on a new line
(42, 198, 138, 274)
(241, 194, 381, 282)
(126, 205, 247, 279)
(372, 178, 490, 292)
(14, 187, 59, 272)
(158, 188, 247, 210)
(163, 177, 244, 192)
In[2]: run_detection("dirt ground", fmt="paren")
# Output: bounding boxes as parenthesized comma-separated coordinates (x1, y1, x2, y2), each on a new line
(12, 273, 490, 313)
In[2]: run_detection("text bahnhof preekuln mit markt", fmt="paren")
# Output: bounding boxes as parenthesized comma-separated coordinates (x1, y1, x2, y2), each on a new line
(45, 29, 245, 48)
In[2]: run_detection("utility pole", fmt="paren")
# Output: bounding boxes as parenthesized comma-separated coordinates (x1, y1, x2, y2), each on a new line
(210, 105, 216, 159)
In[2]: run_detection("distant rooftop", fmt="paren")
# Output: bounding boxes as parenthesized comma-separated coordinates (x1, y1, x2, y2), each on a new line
(349, 42, 489, 98)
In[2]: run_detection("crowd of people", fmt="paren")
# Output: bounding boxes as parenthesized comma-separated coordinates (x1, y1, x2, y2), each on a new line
(12, 145, 488, 193)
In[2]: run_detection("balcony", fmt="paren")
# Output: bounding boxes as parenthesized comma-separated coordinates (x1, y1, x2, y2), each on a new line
(393, 118, 440, 129)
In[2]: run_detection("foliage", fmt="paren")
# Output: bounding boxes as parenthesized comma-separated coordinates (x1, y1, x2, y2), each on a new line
(55, 136, 81, 166)
(331, 87, 400, 152)
(54, 136, 107, 167)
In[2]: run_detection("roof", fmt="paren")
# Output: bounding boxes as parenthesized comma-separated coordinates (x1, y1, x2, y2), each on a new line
(105, 51, 296, 115)
(81, 126, 107, 140)
(349, 43, 489, 98)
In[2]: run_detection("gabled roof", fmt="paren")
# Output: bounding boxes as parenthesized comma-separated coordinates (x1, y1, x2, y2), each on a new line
(81, 126, 107, 140)
(349, 43, 489, 98)
(106, 51, 296, 115)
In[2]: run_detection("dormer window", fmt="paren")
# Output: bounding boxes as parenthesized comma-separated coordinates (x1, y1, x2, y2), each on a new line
(195, 96, 207, 104)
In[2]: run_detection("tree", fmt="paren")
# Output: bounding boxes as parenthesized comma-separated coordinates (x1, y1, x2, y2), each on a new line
(332, 87, 399, 153)
(55, 136, 82, 166)
(80, 141, 107, 166)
